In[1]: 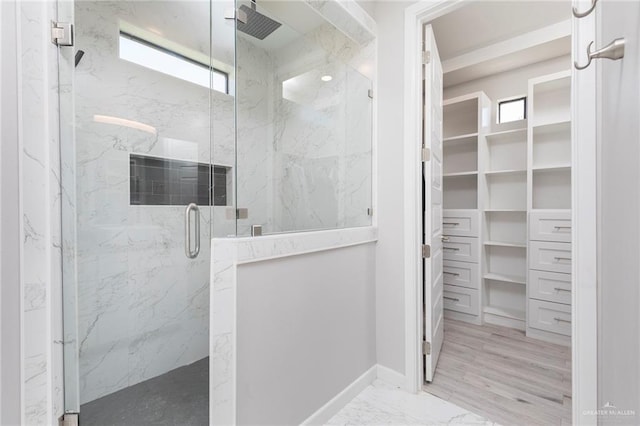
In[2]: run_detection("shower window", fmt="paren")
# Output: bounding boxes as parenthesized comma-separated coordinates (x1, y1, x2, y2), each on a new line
(119, 32, 228, 93)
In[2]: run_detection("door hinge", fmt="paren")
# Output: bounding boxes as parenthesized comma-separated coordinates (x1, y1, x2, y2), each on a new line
(422, 341, 431, 355)
(51, 21, 74, 47)
(236, 208, 248, 219)
(226, 208, 249, 220)
(422, 50, 431, 64)
(421, 147, 430, 162)
(59, 412, 79, 426)
(367, 89, 374, 99)
(422, 244, 431, 259)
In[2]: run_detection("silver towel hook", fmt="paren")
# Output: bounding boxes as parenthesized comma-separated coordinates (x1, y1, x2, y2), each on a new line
(575, 38, 626, 70)
(573, 0, 598, 18)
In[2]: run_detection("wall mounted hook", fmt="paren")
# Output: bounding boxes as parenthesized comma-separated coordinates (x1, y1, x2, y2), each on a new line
(575, 38, 625, 71)
(573, 0, 598, 18)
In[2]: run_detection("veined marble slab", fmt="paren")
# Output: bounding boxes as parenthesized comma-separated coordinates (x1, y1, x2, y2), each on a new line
(325, 380, 499, 426)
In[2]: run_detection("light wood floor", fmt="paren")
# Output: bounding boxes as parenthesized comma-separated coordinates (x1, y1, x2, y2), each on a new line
(424, 318, 572, 426)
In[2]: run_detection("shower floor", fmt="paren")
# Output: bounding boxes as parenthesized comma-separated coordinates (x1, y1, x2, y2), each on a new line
(80, 357, 209, 426)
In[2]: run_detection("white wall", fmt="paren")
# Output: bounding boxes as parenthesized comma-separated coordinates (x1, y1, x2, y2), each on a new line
(1, 1, 23, 423)
(598, 0, 640, 422)
(372, 0, 417, 378)
(444, 55, 571, 127)
(235, 243, 376, 424)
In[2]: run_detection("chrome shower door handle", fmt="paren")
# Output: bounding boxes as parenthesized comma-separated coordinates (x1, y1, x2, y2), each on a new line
(185, 203, 201, 259)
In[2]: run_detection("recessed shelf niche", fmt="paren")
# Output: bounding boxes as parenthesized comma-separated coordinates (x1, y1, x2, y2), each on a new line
(444, 97, 479, 139)
(444, 175, 478, 209)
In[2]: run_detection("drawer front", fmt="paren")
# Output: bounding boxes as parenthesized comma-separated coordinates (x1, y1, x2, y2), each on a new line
(529, 270, 572, 305)
(443, 285, 479, 315)
(528, 299, 571, 336)
(443, 210, 480, 237)
(443, 236, 480, 263)
(530, 211, 571, 243)
(529, 241, 572, 274)
(443, 260, 480, 290)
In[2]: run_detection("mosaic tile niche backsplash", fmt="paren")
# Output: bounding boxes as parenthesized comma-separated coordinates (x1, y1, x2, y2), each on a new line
(129, 154, 230, 206)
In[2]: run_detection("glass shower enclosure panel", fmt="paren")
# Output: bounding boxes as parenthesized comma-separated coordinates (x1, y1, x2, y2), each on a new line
(234, 0, 373, 236)
(59, 1, 234, 418)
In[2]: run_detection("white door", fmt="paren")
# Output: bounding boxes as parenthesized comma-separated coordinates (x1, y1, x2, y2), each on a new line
(423, 24, 444, 382)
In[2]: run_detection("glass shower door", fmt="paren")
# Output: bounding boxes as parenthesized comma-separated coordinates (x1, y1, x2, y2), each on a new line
(58, 1, 234, 421)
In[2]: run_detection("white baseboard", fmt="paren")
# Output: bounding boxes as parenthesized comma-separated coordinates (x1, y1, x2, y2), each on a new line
(301, 365, 377, 425)
(376, 364, 406, 389)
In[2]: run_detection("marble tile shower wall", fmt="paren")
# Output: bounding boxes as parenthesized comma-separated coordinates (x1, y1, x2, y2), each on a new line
(19, 1, 65, 422)
(271, 23, 374, 233)
(73, 0, 373, 405)
(235, 35, 274, 236)
(73, 1, 242, 403)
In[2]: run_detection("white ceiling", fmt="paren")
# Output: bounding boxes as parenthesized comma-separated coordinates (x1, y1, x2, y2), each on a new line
(237, 0, 326, 51)
(431, 0, 572, 60)
(429, 0, 572, 87)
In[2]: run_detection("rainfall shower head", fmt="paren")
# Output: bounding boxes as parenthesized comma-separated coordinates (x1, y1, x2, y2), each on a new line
(237, 2, 282, 40)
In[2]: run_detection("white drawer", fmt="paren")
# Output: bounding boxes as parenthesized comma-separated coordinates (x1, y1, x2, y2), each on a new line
(529, 270, 572, 305)
(443, 285, 479, 315)
(443, 210, 480, 237)
(528, 299, 571, 336)
(443, 260, 480, 290)
(442, 236, 480, 263)
(530, 211, 571, 243)
(529, 241, 572, 274)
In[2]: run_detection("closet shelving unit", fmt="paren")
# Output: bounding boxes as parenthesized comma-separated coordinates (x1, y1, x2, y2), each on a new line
(441, 70, 573, 345)
(481, 123, 528, 330)
(526, 70, 572, 345)
(441, 92, 490, 326)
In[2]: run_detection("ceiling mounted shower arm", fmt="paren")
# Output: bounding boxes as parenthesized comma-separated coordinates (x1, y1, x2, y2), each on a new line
(224, 7, 248, 25)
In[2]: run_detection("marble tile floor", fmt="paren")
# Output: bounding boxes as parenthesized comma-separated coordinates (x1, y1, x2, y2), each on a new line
(326, 380, 498, 425)
(80, 357, 208, 426)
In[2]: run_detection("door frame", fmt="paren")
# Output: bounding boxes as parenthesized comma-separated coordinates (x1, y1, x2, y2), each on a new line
(402, 1, 598, 424)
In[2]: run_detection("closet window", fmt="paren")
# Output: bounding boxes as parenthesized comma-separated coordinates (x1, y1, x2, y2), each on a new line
(498, 97, 526, 124)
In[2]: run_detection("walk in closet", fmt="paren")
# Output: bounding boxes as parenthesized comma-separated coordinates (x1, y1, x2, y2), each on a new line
(422, 2, 574, 425)
(441, 70, 572, 345)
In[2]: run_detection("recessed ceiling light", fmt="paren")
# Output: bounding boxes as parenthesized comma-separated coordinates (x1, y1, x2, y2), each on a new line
(321, 75, 333, 82)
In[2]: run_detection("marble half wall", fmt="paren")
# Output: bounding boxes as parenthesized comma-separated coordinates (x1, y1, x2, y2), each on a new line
(210, 227, 378, 424)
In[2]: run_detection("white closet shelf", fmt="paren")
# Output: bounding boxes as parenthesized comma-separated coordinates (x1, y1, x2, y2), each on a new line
(443, 133, 478, 143)
(484, 169, 526, 176)
(484, 306, 525, 321)
(531, 119, 571, 133)
(532, 164, 571, 172)
(484, 240, 526, 248)
(484, 272, 526, 285)
(485, 128, 527, 141)
(530, 208, 571, 213)
(443, 171, 478, 177)
(484, 208, 527, 213)
(532, 74, 570, 94)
